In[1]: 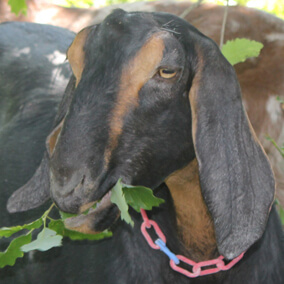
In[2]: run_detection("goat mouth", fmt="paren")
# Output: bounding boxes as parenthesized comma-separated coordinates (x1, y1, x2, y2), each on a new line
(63, 191, 119, 233)
(60, 173, 125, 233)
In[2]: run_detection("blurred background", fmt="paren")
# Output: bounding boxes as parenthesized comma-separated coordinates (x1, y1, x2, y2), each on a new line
(52, 0, 284, 18)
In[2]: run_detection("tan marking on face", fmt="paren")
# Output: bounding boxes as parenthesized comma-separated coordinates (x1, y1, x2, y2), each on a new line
(104, 32, 166, 165)
(79, 201, 96, 214)
(63, 210, 99, 234)
(165, 159, 217, 261)
(188, 48, 203, 148)
(64, 220, 98, 235)
(67, 27, 90, 87)
(46, 119, 64, 156)
(64, 207, 120, 234)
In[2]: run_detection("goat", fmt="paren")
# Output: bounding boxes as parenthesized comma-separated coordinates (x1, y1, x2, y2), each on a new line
(0, 21, 73, 283)
(1, 9, 283, 283)
(2, 0, 284, 207)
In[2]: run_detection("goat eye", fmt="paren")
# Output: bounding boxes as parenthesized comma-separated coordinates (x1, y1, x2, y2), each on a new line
(158, 68, 177, 79)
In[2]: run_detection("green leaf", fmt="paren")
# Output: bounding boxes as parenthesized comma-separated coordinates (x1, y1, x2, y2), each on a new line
(21, 228, 62, 252)
(59, 211, 79, 221)
(222, 38, 264, 66)
(275, 199, 284, 226)
(59, 202, 98, 221)
(276, 96, 284, 104)
(0, 233, 32, 268)
(64, 0, 94, 8)
(111, 179, 134, 227)
(279, 206, 284, 226)
(110, 179, 165, 226)
(266, 135, 284, 158)
(0, 218, 43, 238)
(8, 0, 27, 16)
(48, 219, 112, 241)
(122, 184, 164, 212)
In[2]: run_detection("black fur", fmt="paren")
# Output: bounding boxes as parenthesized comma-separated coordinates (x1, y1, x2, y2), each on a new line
(1, 12, 284, 284)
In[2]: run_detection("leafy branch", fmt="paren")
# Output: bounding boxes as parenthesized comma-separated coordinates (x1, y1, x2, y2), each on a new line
(266, 136, 284, 158)
(0, 180, 164, 268)
(0, 204, 62, 268)
(111, 179, 164, 227)
(265, 103, 284, 225)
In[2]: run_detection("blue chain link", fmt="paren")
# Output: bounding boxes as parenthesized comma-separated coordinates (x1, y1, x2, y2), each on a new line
(155, 239, 180, 265)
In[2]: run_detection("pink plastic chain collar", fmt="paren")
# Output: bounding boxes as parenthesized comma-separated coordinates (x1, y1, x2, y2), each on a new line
(140, 209, 245, 278)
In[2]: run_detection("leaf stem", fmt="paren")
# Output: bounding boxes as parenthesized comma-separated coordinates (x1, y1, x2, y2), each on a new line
(266, 136, 284, 158)
(220, 0, 229, 49)
(179, 0, 204, 19)
(42, 203, 55, 228)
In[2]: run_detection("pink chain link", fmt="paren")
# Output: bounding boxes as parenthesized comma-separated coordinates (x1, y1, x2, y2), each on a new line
(140, 209, 245, 278)
(140, 209, 166, 249)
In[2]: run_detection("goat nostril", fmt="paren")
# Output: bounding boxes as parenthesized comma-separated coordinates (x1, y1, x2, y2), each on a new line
(81, 175, 86, 185)
(73, 175, 86, 192)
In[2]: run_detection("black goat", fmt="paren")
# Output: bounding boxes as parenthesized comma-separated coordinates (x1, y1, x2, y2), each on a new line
(1, 10, 284, 284)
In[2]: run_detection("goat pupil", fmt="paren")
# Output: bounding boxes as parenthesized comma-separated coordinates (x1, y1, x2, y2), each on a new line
(162, 69, 175, 74)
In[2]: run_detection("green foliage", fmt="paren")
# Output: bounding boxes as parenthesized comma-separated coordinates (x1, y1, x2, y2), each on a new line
(221, 38, 263, 66)
(49, 219, 112, 241)
(8, 0, 27, 15)
(21, 228, 62, 252)
(6, 0, 284, 20)
(212, 0, 284, 19)
(265, 96, 284, 225)
(0, 219, 42, 238)
(106, 0, 131, 4)
(275, 199, 284, 225)
(0, 180, 164, 268)
(234, 0, 250, 5)
(266, 136, 284, 158)
(111, 179, 134, 226)
(105, 0, 154, 5)
(279, 206, 284, 225)
(110, 179, 164, 227)
(252, 0, 284, 20)
(216, 0, 250, 5)
(0, 205, 62, 268)
(59, 211, 78, 220)
(276, 96, 284, 105)
(123, 184, 164, 212)
(0, 233, 32, 268)
(61, 0, 94, 8)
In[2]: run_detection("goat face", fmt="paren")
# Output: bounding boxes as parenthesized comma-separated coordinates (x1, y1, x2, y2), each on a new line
(48, 10, 195, 216)
(8, 9, 275, 259)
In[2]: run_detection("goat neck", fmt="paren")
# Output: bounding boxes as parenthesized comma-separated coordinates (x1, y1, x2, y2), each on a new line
(166, 159, 218, 261)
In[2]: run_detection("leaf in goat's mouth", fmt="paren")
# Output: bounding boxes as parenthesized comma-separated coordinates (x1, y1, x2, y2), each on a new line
(60, 191, 113, 221)
(61, 179, 164, 228)
(111, 179, 134, 227)
(110, 178, 165, 227)
(0, 179, 164, 268)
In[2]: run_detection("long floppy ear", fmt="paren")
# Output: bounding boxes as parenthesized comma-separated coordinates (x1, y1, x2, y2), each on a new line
(67, 26, 92, 86)
(189, 37, 275, 259)
(6, 83, 74, 214)
(7, 154, 50, 213)
(6, 26, 92, 213)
